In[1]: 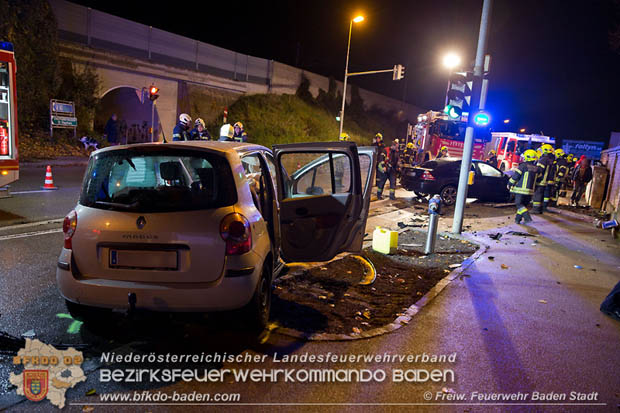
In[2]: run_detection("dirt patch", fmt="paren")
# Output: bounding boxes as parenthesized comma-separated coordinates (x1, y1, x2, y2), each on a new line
(271, 230, 478, 336)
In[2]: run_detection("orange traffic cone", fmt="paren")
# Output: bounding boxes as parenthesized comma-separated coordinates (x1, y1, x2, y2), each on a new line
(41, 165, 58, 190)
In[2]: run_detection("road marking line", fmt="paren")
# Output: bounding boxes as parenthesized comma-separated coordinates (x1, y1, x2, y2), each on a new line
(0, 228, 63, 241)
(0, 219, 63, 232)
(10, 189, 65, 194)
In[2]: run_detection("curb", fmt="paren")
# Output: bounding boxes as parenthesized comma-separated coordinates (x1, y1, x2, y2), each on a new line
(547, 206, 598, 224)
(21, 157, 89, 168)
(274, 230, 488, 341)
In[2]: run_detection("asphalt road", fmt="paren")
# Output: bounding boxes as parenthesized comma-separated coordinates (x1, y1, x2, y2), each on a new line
(0, 164, 87, 226)
(0, 176, 618, 411)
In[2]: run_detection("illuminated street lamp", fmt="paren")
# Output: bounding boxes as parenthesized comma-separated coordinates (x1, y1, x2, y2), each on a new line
(503, 119, 510, 124)
(442, 52, 461, 70)
(519, 128, 526, 133)
(339, 15, 364, 138)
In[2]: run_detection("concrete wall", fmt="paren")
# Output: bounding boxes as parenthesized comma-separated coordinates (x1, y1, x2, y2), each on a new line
(600, 146, 620, 214)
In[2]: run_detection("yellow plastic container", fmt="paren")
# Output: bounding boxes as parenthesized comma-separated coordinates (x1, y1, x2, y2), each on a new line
(372, 226, 398, 255)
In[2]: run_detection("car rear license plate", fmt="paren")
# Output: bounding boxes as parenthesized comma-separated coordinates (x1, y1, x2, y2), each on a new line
(109, 250, 178, 270)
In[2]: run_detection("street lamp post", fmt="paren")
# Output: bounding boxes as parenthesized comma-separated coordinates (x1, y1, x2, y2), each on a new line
(339, 15, 363, 138)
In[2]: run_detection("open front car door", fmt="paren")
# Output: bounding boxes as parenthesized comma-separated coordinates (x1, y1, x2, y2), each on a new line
(273, 142, 376, 262)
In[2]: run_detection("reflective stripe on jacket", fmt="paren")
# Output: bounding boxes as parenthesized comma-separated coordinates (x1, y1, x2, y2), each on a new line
(535, 153, 554, 187)
(509, 161, 540, 195)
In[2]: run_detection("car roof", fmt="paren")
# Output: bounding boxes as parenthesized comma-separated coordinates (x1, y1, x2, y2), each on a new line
(92, 141, 269, 156)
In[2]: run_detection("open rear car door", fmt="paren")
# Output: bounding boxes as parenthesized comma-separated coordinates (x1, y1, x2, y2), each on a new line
(273, 142, 376, 262)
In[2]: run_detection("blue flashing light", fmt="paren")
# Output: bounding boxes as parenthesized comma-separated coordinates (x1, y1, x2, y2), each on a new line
(473, 111, 491, 126)
(0, 41, 14, 52)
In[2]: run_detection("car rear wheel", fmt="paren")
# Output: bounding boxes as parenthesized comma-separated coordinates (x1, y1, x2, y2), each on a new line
(440, 185, 458, 206)
(244, 261, 272, 332)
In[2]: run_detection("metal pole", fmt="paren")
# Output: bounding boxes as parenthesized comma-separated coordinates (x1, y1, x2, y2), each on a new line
(151, 101, 155, 142)
(425, 213, 439, 255)
(452, 0, 493, 234)
(338, 20, 353, 138)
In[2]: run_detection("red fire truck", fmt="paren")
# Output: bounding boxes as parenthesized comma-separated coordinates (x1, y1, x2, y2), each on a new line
(0, 41, 18, 197)
(411, 110, 490, 162)
(489, 132, 555, 171)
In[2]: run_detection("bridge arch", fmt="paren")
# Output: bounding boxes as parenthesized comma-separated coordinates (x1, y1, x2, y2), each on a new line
(95, 86, 161, 144)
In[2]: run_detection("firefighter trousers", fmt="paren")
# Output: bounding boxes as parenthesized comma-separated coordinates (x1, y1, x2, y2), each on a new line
(548, 184, 558, 206)
(377, 169, 397, 199)
(514, 194, 533, 224)
(533, 185, 550, 212)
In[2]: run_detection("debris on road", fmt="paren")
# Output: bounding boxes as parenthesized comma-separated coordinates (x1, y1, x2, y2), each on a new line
(506, 231, 536, 237)
(488, 256, 495, 261)
(489, 233, 503, 240)
(539, 300, 548, 304)
(501, 264, 509, 269)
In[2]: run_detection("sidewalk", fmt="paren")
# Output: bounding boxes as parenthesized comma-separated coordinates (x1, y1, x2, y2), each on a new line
(404, 210, 620, 406)
(21, 156, 89, 168)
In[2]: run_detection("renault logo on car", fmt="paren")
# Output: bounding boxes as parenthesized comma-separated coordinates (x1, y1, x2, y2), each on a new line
(136, 216, 146, 229)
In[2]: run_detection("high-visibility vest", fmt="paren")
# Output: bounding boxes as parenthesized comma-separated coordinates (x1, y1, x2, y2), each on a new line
(509, 161, 540, 195)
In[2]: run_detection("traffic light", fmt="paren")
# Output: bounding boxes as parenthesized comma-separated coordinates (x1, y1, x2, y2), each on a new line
(148, 85, 159, 101)
(444, 71, 472, 119)
(393, 64, 405, 80)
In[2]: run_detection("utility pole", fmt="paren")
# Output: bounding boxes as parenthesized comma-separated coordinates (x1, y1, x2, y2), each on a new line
(452, 0, 493, 234)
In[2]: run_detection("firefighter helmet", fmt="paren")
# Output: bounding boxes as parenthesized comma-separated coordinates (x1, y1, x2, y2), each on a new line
(339, 132, 350, 141)
(406, 142, 414, 149)
(554, 148, 565, 158)
(233, 121, 244, 130)
(489, 150, 496, 155)
(567, 154, 575, 162)
(541, 144, 554, 154)
(195, 118, 205, 128)
(523, 149, 538, 162)
(179, 113, 192, 127)
(375, 132, 383, 141)
(441, 146, 448, 151)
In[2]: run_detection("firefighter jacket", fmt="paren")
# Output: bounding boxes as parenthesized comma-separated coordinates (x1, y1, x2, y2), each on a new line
(509, 161, 540, 195)
(190, 128, 212, 140)
(403, 148, 415, 165)
(555, 157, 569, 183)
(172, 123, 191, 141)
(535, 153, 554, 187)
(377, 150, 388, 174)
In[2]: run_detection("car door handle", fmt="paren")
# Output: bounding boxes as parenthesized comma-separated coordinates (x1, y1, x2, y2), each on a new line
(295, 207, 308, 216)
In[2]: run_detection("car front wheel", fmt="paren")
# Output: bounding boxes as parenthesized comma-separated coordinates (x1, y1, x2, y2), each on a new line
(440, 185, 458, 206)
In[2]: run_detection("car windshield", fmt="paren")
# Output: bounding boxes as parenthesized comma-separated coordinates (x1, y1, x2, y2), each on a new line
(80, 147, 237, 212)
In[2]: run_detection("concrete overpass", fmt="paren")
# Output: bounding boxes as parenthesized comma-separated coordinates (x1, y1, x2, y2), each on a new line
(51, 0, 424, 142)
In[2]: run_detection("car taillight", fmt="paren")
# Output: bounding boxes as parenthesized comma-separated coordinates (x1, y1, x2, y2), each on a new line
(220, 213, 252, 255)
(421, 171, 435, 180)
(63, 210, 77, 249)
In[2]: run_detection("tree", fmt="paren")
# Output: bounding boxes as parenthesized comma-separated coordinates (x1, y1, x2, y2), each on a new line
(296, 73, 313, 103)
(55, 58, 100, 134)
(0, 0, 59, 129)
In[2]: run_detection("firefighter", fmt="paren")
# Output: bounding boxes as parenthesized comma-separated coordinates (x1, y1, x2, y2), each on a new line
(555, 149, 570, 199)
(190, 118, 212, 140)
(550, 148, 566, 205)
(508, 149, 541, 224)
(377, 140, 400, 200)
(339, 132, 350, 141)
(232, 121, 248, 142)
(436, 146, 449, 159)
(172, 113, 192, 141)
(532, 144, 555, 213)
(403, 142, 416, 165)
(486, 150, 498, 167)
(373, 133, 385, 186)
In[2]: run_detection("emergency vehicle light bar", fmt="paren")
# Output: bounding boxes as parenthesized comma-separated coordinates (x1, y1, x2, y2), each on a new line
(0, 42, 14, 52)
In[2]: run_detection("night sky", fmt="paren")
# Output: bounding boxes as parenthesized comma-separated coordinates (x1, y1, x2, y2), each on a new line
(71, 0, 620, 144)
